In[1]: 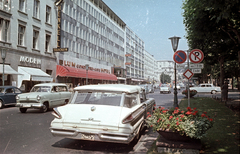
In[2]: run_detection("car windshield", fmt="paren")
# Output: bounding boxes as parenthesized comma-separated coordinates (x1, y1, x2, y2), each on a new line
(161, 84, 168, 87)
(0, 88, 5, 93)
(30, 86, 51, 92)
(71, 92, 122, 106)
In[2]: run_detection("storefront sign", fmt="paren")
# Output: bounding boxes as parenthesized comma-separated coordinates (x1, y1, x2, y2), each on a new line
(20, 56, 41, 64)
(59, 60, 110, 73)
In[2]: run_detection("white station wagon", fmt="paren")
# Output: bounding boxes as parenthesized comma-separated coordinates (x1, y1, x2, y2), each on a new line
(16, 83, 71, 113)
(50, 84, 155, 144)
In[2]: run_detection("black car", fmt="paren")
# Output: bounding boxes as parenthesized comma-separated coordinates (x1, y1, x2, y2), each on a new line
(0, 86, 22, 109)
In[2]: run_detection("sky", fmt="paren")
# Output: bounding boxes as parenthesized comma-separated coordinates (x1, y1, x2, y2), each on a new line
(103, 0, 189, 61)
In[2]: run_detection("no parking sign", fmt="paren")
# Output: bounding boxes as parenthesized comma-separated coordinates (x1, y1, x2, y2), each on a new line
(173, 50, 187, 64)
(189, 49, 204, 63)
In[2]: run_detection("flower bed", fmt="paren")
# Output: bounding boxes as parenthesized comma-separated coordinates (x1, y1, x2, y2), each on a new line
(146, 106, 214, 139)
(182, 89, 197, 97)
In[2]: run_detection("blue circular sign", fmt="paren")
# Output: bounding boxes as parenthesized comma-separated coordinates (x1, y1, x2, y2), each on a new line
(173, 50, 187, 64)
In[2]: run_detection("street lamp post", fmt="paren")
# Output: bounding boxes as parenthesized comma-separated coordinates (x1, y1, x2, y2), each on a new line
(1, 49, 7, 86)
(85, 64, 89, 85)
(169, 36, 181, 108)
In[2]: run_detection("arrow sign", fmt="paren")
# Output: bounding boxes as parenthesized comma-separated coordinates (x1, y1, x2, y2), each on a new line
(189, 49, 204, 63)
(173, 50, 187, 64)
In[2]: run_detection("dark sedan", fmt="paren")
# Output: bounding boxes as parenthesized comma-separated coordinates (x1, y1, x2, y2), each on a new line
(0, 86, 22, 109)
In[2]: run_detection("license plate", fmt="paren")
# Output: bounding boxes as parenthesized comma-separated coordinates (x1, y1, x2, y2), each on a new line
(23, 104, 31, 107)
(81, 133, 94, 140)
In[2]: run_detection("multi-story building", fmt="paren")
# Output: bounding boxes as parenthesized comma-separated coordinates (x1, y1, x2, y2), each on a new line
(125, 26, 145, 84)
(144, 50, 158, 84)
(55, 0, 126, 87)
(0, 0, 57, 91)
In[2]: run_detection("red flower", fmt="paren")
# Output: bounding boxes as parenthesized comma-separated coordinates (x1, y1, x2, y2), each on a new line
(169, 116, 173, 120)
(176, 117, 179, 120)
(175, 107, 179, 110)
(174, 109, 179, 114)
(176, 121, 179, 125)
(154, 104, 156, 106)
(180, 114, 184, 118)
(203, 111, 207, 114)
(147, 115, 151, 118)
(181, 111, 184, 113)
(193, 108, 197, 110)
(201, 113, 205, 117)
(186, 111, 192, 115)
(162, 110, 167, 113)
(147, 112, 150, 115)
(187, 107, 191, 110)
(150, 125, 153, 127)
(209, 118, 213, 121)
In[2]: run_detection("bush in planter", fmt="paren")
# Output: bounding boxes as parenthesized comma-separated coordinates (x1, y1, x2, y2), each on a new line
(145, 106, 214, 139)
(182, 89, 197, 97)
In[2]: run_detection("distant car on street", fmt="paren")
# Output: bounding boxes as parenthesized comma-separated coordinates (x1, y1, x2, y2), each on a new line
(16, 83, 71, 113)
(190, 83, 221, 94)
(0, 86, 22, 109)
(160, 84, 171, 94)
(173, 84, 181, 90)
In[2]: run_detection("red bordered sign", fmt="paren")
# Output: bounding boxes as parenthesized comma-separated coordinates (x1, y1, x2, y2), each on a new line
(183, 69, 194, 80)
(189, 49, 204, 63)
(173, 50, 187, 64)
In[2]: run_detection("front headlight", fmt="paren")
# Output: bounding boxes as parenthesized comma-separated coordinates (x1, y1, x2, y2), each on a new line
(37, 95, 41, 101)
(16, 95, 20, 100)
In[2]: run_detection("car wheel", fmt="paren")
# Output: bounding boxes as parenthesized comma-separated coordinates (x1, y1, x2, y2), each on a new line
(0, 100, 4, 109)
(211, 90, 217, 94)
(19, 108, 27, 113)
(40, 102, 49, 113)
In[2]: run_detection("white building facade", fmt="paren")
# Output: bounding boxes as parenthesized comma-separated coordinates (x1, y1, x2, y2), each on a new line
(0, 0, 57, 91)
(157, 60, 175, 84)
(144, 50, 158, 84)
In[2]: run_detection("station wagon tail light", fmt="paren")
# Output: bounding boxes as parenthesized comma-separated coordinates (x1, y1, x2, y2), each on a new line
(37, 95, 41, 101)
(52, 108, 62, 119)
(122, 105, 146, 124)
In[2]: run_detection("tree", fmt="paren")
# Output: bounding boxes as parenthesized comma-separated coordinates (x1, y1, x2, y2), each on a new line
(160, 72, 171, 84)
(182, 0, 240, 88)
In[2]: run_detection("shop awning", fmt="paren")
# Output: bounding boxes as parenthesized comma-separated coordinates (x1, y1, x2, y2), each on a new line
(18, 66, 53, 82)
(56, 65, 117, 81)
(0, 64, 22, 75)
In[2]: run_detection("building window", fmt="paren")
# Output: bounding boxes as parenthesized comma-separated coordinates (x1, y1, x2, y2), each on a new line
(18, 24, 25, 46)
(46, 5, 51, 24)
(0, 0, 11, 12)
(0, 19, 9, 42)
(33, 0, 40, 19)
(33, 30, 39, 49)
(45, 34, 51, 52)
(19, 0, 26, 12)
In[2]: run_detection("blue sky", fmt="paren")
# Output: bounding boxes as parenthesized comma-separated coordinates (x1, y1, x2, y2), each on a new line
(103, 0, 189, 61)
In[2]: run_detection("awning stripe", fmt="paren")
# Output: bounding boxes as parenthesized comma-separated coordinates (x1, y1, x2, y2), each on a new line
(56, 65, 117, 81)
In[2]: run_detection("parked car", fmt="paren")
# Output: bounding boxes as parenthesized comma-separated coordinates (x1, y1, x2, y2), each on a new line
(16, 83, 71, 113)
(50, 84, 156, 144)
(160, 84, 171, 94)
(189, 83, 221, 94)
(0, 86, 22, 109)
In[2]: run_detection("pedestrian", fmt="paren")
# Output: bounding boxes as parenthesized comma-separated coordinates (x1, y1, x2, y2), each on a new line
(221, 82, 228, 102)
(77, 83, 80, 87)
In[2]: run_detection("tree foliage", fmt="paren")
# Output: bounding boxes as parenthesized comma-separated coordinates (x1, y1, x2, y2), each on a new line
(160, 72, 171, 84)
(182, 0, 240, 86)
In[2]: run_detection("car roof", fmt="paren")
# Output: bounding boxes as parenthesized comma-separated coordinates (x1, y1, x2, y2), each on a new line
(0, 86, 19, 88)
(33, 83, 67, 86)
(74, 84, 141, 93)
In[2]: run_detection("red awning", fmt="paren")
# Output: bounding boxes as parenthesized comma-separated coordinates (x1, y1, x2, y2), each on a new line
(56, 65, 117, 81)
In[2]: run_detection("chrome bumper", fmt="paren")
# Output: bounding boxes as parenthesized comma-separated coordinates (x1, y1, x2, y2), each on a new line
(16, 103, 43, 108)
(49, 127, 135, 144)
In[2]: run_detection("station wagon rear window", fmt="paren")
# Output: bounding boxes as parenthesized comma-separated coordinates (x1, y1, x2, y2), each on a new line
(71, 92, 122, 106)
